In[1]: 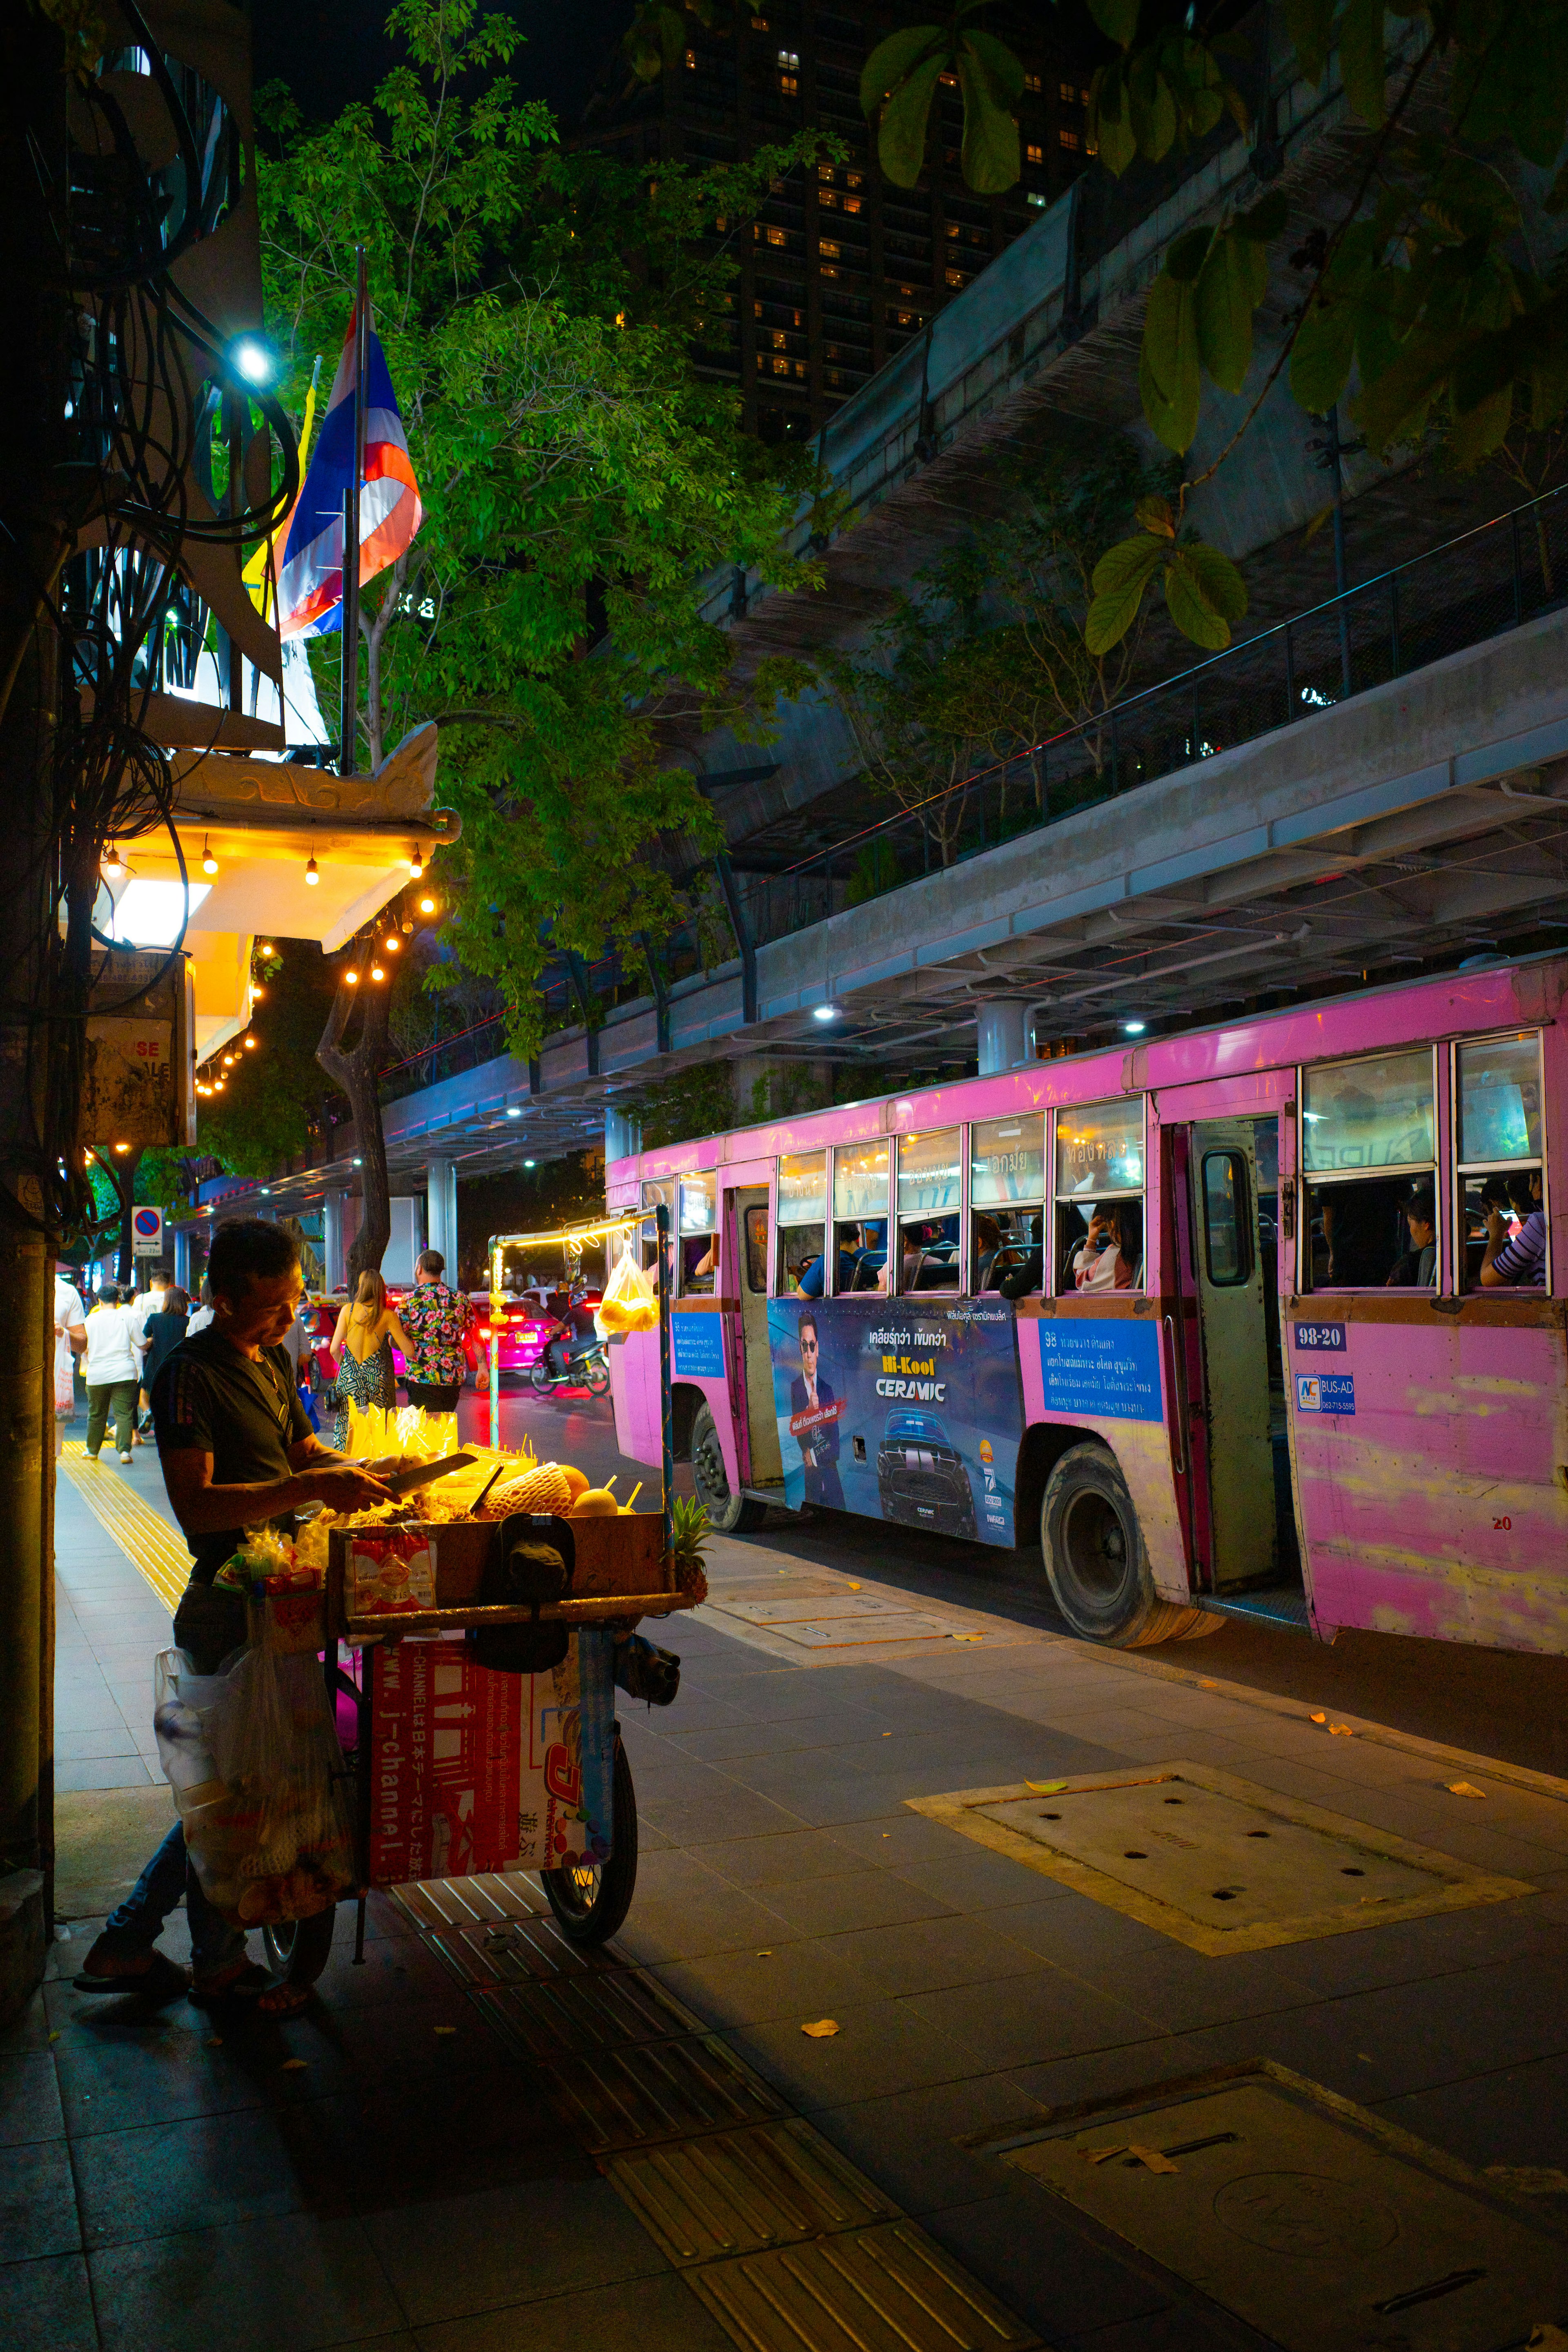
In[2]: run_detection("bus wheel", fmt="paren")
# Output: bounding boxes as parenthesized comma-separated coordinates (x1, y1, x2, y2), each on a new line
(1041, 1442, 1210, 1648)
(690, 1402, 766, 1533)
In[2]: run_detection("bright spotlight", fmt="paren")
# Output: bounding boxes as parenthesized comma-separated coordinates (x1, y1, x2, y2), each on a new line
(231, 336, 274, 385)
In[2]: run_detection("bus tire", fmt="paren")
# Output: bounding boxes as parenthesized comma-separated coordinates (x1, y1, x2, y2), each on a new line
(1040, 1442, 1210, 1648)
(690, 1401, 766, 1533)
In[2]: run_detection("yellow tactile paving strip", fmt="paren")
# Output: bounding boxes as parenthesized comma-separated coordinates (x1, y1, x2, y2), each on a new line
(59, 1444, 188, 1611)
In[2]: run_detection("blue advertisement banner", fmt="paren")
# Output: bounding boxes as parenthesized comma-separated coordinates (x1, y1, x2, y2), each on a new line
(1036, 1316, 1163, 1423)
(672, 1313, 725, 1380)
(765, 1297, 1024, 1546)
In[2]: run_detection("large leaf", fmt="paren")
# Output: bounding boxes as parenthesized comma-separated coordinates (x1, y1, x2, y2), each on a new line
(1181, 540, 1247, 624)
(1281, 0, 1336, 87)
(1444, 381, 1512, 472)
(1452, 1, 1568, 169)
(1353, 325, 1469, 452)
(1140, 267, 1202, 453)
(877, 53, 945, 186)
(1127, 58, 1178, 161)
(1289, 294, 1359, 417)
(1339, 0, 1389, 132)
(861, 24, 942, 115)
(1163, 544, 1243, 651)
(1086, 532, 1166, 655)
(1195, 227, 1266, 393)
(956, 45, 1021, 194)
(961, 27, 1025, 106)
(1089, 62, 1138, 176)
(1085, 0, 1140, 49)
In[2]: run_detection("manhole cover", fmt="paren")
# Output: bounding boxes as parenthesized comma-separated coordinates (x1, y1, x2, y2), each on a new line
(909, 1766, 1532, 1952)
(1002, 2068, 1568, 2351)
(719, 1596, 958, 1648)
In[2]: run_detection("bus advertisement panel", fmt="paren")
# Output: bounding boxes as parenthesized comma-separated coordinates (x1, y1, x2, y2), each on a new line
(766, 1296, 1025, 1545)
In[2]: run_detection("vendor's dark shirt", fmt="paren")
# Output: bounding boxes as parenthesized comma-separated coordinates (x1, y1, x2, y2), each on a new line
(151, 1325, 313, 1584)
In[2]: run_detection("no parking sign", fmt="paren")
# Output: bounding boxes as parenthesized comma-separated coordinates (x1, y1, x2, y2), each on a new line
(132, 1206, 164, 1258)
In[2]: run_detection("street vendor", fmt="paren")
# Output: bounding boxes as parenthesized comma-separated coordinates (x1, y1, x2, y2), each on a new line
(76, 1218, 394, 2015)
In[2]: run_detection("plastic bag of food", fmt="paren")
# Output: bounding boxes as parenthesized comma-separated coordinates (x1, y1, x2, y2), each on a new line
(595, 1237, 658, 1337)
(152, 1611, 355, 1927)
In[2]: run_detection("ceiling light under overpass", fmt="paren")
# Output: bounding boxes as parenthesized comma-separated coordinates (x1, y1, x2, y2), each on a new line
(506, 1107, 521, 1118)
(812, 1003, 841, 1022)
(1123, 1019, 1147, 1035)
(106, 878, 211, 944)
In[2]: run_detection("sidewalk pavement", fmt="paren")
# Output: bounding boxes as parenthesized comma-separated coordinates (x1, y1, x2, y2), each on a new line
(4, 1470, 1566, 2349)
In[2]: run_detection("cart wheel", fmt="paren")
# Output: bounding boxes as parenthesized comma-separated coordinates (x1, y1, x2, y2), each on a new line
(541, 1735, 637, 1945)
(262, 1906, 336, 1985)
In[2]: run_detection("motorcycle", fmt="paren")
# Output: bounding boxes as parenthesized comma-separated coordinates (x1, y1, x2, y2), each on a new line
(530, 1290, 612, 1397)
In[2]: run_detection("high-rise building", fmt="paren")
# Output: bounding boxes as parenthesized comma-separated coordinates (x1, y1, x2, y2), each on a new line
(580, 4, 1096, 439)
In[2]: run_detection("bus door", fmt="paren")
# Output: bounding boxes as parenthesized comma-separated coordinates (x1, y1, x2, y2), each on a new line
(728, 1186, 783, 1490)
(1183, 1118, 1279, 1589)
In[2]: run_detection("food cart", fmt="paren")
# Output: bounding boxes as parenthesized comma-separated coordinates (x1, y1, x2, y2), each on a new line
(256, 1205, 684, 1984)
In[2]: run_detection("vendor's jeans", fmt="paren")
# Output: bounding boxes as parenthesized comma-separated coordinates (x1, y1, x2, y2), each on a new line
(85, 1379, 139, 1457)
(100, 1819, 247, 1976)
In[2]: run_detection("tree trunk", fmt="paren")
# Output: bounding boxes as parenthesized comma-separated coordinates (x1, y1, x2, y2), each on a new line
(317, 969, 391, 1287)
(114, 1149, 143, 1286)
(0, 5, 67, 2021)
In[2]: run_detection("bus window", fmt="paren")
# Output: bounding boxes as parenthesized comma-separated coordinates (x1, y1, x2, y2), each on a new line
(1202, 1150, 1252, 1285)
(776, 1151, 826, 1295)
(641, 1180, 675, 1285)
(833, 1141, 889, 1292)
(895, 1129, 960, 1292)
(971, 1114, 1045, 1294)
(1302, 1049, 1434, 1288)
(1054, 1099, 1145, 1292)
(744, 1203, 769, 1292)
(1457, 1032, 1547, 1289)
(679, 1174, 717, 1294)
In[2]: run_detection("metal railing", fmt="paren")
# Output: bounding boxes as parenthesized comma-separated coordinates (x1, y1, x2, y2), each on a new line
(718, 479, 1568, 953)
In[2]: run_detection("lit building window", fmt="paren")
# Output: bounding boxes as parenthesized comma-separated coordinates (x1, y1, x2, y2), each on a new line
(795, 360, 806, 377)
(1027, 192, 1047, 208)
(751, 13, 768, 25)
(844, 196, 862, 214)
(946, 222, 960, 238)
(753, 299, 763, 317)
(820, 238, 840, 258)
(945, 267, 964, 286)
(780, 71, 797, 93)
(1059, 80, 1076, 103)
(818, 162, 834, 181)
(1059, 128, 1080, 150)
(685, 48, 696, 68)
(771, 329, 787, 348)
(938, 69, 957, 85)
(1026, 142, 1043, 164)
(776, 47, 798, 66)
(820, 265, 839, 279)
(1024, 72, 1041, 93)
(847, 171, 863, 189)
(773, 355, 789, 374)
(821, 187, 838, 207)
(766, 225, 786, 246)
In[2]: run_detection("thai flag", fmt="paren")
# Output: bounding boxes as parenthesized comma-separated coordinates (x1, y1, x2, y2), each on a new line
(276, 301, 422, 640)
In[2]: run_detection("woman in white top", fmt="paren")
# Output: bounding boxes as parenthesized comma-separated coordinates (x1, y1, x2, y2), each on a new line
(1071, 1204, 1136, 1294)
(82, 1284, 145, 1462)
(329, 1270, 414, 1450)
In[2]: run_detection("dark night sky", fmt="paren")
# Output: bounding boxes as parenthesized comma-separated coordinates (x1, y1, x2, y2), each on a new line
(252, 2, 633, 131)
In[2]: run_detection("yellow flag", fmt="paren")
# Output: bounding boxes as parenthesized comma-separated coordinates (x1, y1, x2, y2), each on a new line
(243, 359, 321, 617)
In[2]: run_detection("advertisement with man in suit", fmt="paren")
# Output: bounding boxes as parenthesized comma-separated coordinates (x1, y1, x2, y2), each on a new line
(786, 1310, 844, 1507)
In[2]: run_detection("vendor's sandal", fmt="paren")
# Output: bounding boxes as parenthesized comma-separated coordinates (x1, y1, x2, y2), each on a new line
(188, 1961, 273, 2007)
(256, 1978, 312, 2018)
(74, 1947, 189, 2004)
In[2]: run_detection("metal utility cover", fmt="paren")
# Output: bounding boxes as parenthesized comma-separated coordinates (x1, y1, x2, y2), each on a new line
(390, 1871, 541, 1932)
(1001, 2067, 1568, 2352)
(610, 2118, 899, 2266)
(721, 1596, 960, 1648)
(477, 1970, 703, 2061)
(541, 2033, 786, 2153)
(688, 2221, 1040, 2352)
(909, 1766, 1532, 1953)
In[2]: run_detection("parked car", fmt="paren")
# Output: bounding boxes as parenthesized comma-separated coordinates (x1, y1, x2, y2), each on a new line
(875, 1407, 976, 1537)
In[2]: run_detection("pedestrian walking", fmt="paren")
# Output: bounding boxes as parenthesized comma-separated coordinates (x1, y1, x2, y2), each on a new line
(54, 1261, 87, 1435)
(82, 1283, 145, 1462)
(396, 1249, 472, 1412)
(328, 1270, 412, 1450)
(140, 1285, 189, 1394)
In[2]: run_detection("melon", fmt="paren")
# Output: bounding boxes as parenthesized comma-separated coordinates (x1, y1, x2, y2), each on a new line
(567, 1488, 619, 1518)
(559, 1465, 590, 1501)
(486, 1462, 571, 1516)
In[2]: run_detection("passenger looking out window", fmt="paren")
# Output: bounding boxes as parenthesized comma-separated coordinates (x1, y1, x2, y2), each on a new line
(795, 1221, 866, 1296)
(1303, 1050, 1435, 1290)
(1481, 1169, 1546, 1287)
(971, 1116, 1044, 1294)
(1070, 1202, 1138, 1292)
(1385, 1185, 1437, 1287)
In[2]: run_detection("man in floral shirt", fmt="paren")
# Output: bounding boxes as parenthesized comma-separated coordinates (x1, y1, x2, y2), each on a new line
(398, 1250, 472, 1410)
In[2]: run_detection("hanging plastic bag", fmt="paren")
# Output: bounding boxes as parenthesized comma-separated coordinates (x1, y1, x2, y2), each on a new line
(595, 1236, 658, 1337)
(152, 1603, 356, 1927)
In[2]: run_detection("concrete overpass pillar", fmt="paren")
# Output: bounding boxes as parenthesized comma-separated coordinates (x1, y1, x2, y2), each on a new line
(425, 1158, 457, 1272)
(323, 1191, 347, 1290)
(173, 1227, 190, 1291)
(976, 1002, 1033, 1076)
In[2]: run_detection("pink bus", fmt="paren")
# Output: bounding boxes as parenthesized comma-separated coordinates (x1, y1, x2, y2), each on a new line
(607, 951, 1566, 1655)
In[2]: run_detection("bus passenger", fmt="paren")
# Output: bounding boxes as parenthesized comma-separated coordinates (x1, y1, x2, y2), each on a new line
(1071, 1203, 1134, 1292)
(1386, 1184, 1437, 1287)
(1481, 1170, 1546, 1286)
(795, 1223, 862, 1298)
(973, 1214, 1002, 1291)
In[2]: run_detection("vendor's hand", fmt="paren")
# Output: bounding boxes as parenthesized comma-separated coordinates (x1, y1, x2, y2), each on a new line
(360, 1453, 404, 1479)
(312, 1463, 395, 1511)
(1485, 1207, 1507, 1247)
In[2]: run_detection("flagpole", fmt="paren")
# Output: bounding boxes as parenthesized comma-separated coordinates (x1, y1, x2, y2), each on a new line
(340, 246, 369, 777)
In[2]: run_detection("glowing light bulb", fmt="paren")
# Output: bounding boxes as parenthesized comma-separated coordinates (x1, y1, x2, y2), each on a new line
(419, 896, 435, 915)
(305, 855, 319, 885)
(344, 968, 360, 986)
(370, 964, 385, 982)
(409, 852, 424, 879)
(243, 1034, 257, 1049)
(214, 1079, 226, 1091)
(385, 934, 401, 953)
(103, 844, 125, 878)
(201, 838, 218, 876)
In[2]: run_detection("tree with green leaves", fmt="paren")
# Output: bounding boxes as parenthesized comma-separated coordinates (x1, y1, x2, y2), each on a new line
(257, 0, 826, 1268)
(821, 436, 1170, 855)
